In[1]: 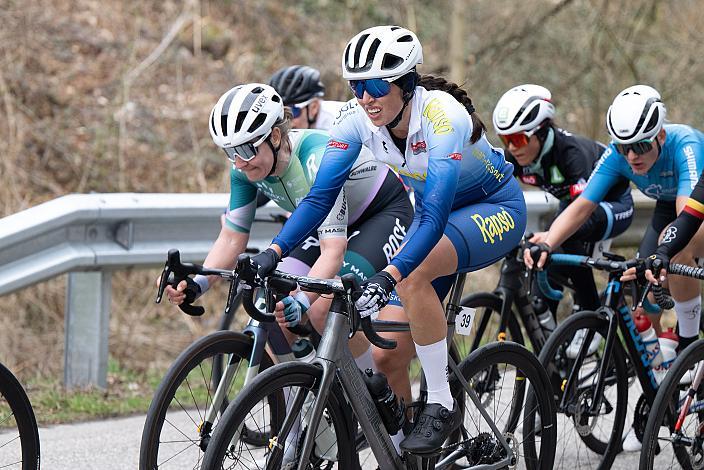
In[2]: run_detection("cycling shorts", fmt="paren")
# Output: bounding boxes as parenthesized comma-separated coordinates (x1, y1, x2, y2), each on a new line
(278, 174, 414, 283)
(389, 177, 527, 305)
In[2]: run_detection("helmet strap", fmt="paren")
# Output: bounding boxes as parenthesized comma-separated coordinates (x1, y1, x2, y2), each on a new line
(305, 106, 317, 128)
(387, 72, 419, 129)
(265, 138, 280, 177)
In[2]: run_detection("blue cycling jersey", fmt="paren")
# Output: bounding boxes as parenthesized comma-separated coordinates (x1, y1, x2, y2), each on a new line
(272, 87, 514, 277)
(582, 124, 704, 203)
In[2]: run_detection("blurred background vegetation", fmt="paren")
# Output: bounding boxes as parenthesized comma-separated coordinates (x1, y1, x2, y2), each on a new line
(0, 0, 702, 419)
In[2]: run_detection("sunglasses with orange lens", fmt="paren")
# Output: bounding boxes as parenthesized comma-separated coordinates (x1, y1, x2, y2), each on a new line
(499, 133, 530, 149)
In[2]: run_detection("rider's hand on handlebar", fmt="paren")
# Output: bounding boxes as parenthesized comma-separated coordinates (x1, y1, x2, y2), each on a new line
(356, 271, 397, 318)
(523, 236, 551, 270)
(250, 248, 281, 278)
(645, 254, 669, 285)
(156, 276, 201, 306)
(274, 292, 310, 328)
(620, 256, 668, 285)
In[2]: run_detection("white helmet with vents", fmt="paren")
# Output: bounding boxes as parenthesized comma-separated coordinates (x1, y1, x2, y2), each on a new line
(342, 25, 423, 80)
(209, 83, 284, 150)
(606, 85, 666, 144)
(493, 84, 555, 135)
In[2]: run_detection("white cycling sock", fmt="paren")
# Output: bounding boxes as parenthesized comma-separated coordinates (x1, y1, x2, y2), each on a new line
(390, 429, 405, 455)
(415, 339, 454, 410)
(354, 345, 376, 372)
(675, 296, 702, 339)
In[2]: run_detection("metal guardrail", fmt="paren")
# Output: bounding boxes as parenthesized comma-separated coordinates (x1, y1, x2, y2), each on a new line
(0, 191, 654, 388)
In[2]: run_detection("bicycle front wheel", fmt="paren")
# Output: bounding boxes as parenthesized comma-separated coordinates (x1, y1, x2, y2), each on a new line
(139, 330, 274, 469)
(640, 338, 704, 470)
(202, 361, 356, 469)
(0, 362, 40, 470)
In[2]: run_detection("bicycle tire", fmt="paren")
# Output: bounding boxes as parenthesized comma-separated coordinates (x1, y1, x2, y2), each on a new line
(0, 363, 40, 470)
(201, 361, 356, 469)
(459, 292, 525, 357)
(639, 338, 704, 469)
(526, 310, 628, 470)
(139, 330, 274, 470)
(454, 341, 556, 470)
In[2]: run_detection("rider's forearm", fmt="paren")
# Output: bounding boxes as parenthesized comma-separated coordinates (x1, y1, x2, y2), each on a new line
(200, 227, 249, 289)
(544, 196, 597, 249)
(302, 236, 347, 305)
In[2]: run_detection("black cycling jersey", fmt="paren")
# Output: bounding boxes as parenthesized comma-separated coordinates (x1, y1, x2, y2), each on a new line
(506, 126, 630, 202)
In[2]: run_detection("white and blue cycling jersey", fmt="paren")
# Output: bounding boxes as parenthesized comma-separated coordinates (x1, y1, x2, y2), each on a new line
(272, 86, 525, 280)
(582, 124, 704, 203)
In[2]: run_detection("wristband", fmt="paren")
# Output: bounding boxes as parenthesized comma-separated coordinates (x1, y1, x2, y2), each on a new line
(193, 274, 210, 299)
(294, 291, 311, 310)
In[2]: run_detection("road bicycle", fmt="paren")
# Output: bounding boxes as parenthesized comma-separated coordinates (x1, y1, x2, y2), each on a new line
(200, 254, 557, 469)
(0, 362, 40, 470)
(459, 241, 578, 355)
(139, 247, 523, 469)
(637, 263, 704, 469)
(523, 251, 675, 469)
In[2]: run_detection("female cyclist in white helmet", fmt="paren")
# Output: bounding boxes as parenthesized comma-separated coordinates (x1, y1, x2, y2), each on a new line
(249, 25, 527, 454)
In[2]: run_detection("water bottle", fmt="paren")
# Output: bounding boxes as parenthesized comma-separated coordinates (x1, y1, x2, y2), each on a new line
(654, 328, 679, 383)
(292, 338, 338, 461)
(533, 297, 556, 335)
(292, 338, 316, 363)
(363, 369, 405, 435)
(635, 314, 663, 369)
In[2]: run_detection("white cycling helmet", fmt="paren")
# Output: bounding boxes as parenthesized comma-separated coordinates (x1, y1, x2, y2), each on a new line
(209, 83, 284, 150)
(493, 84, 555, 135)
(342, 25, 423, 80)
(606, 85, 666, 144)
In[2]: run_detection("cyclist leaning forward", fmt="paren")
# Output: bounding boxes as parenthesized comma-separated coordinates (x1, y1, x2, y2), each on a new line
(248, 25, 527, 455)
(494, 84, 633, 347)
(163, 82, 413, 374)
(525, 86, 704, 450)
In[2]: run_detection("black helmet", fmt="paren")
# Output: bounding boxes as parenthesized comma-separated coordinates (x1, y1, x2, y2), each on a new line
(269, 65, 325, 105)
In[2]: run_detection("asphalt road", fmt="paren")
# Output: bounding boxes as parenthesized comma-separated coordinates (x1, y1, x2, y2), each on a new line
(33, 401, 648, 469)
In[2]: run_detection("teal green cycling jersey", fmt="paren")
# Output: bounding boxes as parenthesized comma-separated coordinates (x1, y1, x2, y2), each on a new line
(226, 129, 390, 239)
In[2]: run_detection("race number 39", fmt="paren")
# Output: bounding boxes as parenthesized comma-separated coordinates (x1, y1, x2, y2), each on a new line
(456, 307, 476, 336)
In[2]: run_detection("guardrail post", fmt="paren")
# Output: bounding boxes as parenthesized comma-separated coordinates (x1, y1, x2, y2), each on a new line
(64, 270, 111, 389)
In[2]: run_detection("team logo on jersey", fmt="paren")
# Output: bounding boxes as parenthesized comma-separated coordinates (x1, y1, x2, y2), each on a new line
(549, 166, 565, 184)
(449, 153, 462, 161)
(382, 141, 389, 153)
(569, 181, 587, 198)
(520, 175, 537, 185)
(423, 98, 454, 135)
(471, 208, 516, 245)
(473, 149, 505, 182)
(411, 141, 427, 155)
(662, 226, 677, 243)
(334, 101, 358, 124)
(327, 140, 349, 150)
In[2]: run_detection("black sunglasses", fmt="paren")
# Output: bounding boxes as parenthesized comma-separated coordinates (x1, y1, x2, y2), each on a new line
(615, 138, 655, 156)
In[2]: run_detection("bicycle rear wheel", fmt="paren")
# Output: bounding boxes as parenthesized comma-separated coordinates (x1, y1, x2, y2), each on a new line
(525, 310, 628, 470)
(0, 362, 40, 470)
(139, 330, 274, 469)
(201, 361, 356, 469)
(640, 338, 704, 469)
(445, 341, 556, 470)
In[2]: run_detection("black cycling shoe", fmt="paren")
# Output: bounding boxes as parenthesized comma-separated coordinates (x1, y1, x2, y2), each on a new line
(399, 401, 460, 455)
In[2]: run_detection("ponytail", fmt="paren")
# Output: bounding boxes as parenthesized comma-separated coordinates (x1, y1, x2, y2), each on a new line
(418, 74, 486, 144)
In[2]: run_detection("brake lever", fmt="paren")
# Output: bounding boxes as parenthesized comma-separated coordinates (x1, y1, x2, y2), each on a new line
(224, 273, 239, 315)
(155, 249, 181, 304)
